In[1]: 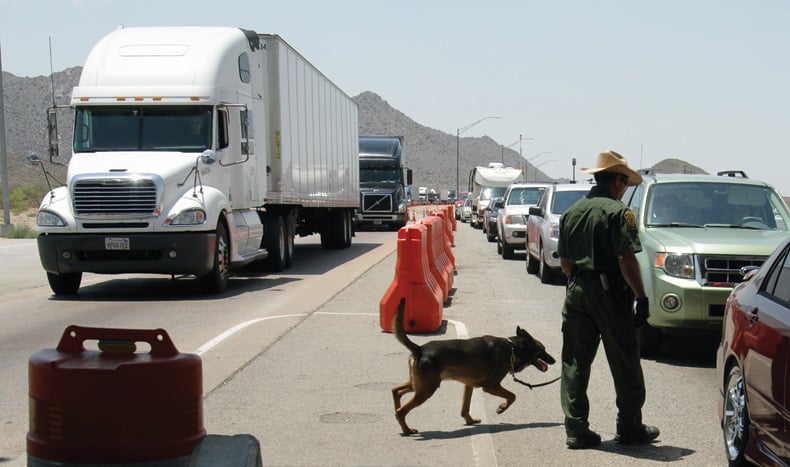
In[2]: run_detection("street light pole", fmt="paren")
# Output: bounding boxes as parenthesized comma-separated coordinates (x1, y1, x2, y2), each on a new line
(456, 116, 501, 200)
(526, 151, 552, 183)
(533, 159, 556, 182)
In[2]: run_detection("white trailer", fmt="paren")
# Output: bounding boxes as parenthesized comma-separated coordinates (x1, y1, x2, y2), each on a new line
(468, 162, 522, 227)
(32, 26, 359, 295)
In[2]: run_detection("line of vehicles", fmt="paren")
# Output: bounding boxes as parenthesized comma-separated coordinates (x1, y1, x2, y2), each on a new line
(460, 162, 790, 465)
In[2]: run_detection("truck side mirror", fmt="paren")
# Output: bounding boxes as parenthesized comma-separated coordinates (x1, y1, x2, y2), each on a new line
(199, 149, 218, 165)
(47, 107, 60, 162)
(24, 153, 42, 168)
(406, 169, 413, 186)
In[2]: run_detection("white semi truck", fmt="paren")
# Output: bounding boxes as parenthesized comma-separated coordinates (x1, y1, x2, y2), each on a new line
(30, 26, 359, 295)
(468, 162, 522, 228)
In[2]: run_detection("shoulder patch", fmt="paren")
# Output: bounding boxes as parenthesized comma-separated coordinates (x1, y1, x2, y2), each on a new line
(624, 209, 637, 229)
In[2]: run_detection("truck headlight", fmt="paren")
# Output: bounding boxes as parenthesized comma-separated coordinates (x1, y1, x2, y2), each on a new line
(398, 200, 408, 213)
(549, 221, 560, 239)
(505, 214, 526, 225)
(37, 210, 66, 227)
(654, 252, 695, 279)
(168, 209, 207, 226)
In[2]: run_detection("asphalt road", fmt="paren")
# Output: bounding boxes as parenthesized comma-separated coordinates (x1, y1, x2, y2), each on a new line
(0, 218, 725, 466)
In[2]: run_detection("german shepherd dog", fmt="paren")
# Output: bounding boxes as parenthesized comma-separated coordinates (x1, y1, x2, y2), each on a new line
(391, 298, 556, 435)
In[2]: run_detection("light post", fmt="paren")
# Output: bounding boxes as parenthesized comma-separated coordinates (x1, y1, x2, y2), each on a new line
(526, 151, 552, 183)
(533, 159, 556, 182)
(456, 116, 501, 198)
(502, 134, 533, 174)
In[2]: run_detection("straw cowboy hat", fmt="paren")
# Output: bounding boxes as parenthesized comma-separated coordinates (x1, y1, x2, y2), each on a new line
(581, 150, 642, 186)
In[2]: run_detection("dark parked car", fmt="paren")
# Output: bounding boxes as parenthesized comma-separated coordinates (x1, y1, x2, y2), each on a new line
(483, 197, 504, 242)
(716, 234, 790, 466)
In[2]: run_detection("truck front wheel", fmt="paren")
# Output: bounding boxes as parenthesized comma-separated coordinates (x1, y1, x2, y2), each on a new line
(200, 223, 230, 294)
(47, 272, 82, 295)
(264, 216, 287, 272)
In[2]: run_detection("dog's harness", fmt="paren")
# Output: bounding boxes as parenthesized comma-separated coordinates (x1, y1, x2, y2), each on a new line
(509, 345, 560, 390)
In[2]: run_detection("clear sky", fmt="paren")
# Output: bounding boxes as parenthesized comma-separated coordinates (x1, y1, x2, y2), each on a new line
(1, 0, 788, 195)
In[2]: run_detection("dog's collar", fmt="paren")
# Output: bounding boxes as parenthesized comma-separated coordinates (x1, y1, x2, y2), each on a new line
(508, 340, 560, 390)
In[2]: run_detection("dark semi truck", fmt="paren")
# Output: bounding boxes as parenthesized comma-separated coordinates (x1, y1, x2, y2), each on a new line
(355, 136, 412, 231)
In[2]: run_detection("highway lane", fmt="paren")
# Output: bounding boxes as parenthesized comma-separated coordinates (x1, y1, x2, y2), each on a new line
(0, 231, 397, 462)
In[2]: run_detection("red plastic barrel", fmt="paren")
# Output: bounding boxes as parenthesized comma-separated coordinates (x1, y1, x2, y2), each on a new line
(28, 326, 205, 464)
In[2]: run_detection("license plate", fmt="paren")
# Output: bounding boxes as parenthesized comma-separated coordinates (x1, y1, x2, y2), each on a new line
(374, 220, 382, 225)
(105, 237, 130, 250)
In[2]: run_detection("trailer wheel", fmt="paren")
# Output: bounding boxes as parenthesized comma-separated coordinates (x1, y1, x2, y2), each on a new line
(264, 216, 286, 272)
(47, 272, 82, 295)
(322, 210, 347, 250)
(343, 210, 353, 248)
(200, 222, 229, 294)
(284, 215, 294, 268)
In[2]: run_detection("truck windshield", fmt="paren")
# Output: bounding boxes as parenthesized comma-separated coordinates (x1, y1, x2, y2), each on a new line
(360, 161, 401, 184)
(74, 106, 212, 153)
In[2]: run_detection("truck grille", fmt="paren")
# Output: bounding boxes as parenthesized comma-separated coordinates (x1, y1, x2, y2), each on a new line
(73, 179, 158, 216)
(362, 193, 393, 213)
(700, 255, 766, 286)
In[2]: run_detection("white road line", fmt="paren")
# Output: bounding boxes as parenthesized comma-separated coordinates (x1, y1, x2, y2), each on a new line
(194, 313, 307, 355)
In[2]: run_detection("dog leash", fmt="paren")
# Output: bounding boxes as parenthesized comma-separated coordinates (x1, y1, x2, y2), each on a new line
(512, 374, 560, 390)
(510, 348, 560, 390)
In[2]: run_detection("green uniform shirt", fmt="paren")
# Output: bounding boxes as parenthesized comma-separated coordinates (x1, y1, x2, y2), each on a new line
(558, 185, 642, 272)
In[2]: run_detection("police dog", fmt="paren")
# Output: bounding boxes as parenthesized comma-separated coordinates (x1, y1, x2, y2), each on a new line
(391, 298, 556, 435)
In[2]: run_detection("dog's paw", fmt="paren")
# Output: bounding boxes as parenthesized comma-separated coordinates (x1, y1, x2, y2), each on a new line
(464, 416, 481, 425)
(496, 403, 510, 414)
(400, 428, 418, 436)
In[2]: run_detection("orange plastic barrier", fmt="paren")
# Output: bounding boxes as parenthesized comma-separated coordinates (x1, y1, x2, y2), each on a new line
(420, 216, 452, 302)
(445, 204, 457, 231)
(380, 223, 443, 333)
(430, 209, 456, 269)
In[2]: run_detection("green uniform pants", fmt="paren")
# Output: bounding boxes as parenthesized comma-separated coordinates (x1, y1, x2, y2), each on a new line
(560, 273, 646, 436)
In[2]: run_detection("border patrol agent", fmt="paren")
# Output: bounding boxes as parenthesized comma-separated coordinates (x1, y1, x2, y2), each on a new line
(558, 150, 659, 449)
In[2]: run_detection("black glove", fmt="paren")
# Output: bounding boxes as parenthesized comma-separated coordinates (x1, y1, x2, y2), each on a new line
(633, 297, 650, 328)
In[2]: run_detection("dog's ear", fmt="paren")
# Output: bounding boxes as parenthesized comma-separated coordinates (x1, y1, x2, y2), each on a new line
(516, 326, 534, 340)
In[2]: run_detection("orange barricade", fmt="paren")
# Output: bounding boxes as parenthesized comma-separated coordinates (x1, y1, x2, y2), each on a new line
(446, 204, 457, 232)
(379, 223, 443, 333)
(420, 216, 452, 302)
(431, 209, 456, 269)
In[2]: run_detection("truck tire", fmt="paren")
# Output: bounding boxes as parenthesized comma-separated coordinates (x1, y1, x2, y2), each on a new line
(264, 216, 286, 272)
(200, 222, 229, 294)
(284, 215, 294, 268)
(344, 210, 353, 248)
(322, 210, 349, 250)
(47, 272, 82, 295)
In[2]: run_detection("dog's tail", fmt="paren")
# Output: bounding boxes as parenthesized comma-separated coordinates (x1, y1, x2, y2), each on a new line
(393, 298, 420, 356)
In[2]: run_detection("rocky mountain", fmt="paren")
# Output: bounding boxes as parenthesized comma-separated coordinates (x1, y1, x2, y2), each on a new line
(2, 68, 695, 197)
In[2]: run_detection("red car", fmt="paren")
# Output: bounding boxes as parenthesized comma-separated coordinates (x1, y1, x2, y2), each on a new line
(717, 234, 790, 466)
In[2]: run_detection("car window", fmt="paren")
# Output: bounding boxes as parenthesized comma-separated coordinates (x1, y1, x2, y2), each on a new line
(551, 190, 589, 214)
(627, 183, 643, 217)
(645, 182, 787, 229)
(506, 187, 545, 205)
(762, 243, 790, 305)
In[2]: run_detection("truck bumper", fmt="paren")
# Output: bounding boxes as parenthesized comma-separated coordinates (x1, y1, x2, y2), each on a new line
(37, 232, 216, 276)
(354, 213, 407, 227)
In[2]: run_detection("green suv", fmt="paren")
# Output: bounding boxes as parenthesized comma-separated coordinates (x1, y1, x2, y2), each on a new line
(623, 170, 790, 356)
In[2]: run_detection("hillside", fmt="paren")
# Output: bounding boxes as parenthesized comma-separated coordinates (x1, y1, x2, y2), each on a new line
(2, 68, 707, 197)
